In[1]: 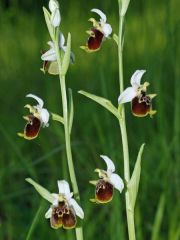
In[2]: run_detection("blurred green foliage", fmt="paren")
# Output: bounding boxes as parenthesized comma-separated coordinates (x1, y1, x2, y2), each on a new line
(0, 0, 179, 239)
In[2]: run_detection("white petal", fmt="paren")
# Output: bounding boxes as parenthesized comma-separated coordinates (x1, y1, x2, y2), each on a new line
(118, 87, 136, 104)
(26, 94, 44, 108)
(91, 8, 107, 22)
(69, 198, 84, 219)
(57, 180, 71, 197)
(49, 0, 59, 12)
(102, 23, 112, 37)
(39, 108, 50, 126)
(130, 70, 146, 88)
(51, 8, 61, 27)
(100, 155, 115, 172)
(110, 173, 124, 193)
(59, 33, 65, 48)
(51, 193, 59, 206)
(45, 207, 52, 219)
(41, 48, 57, 61)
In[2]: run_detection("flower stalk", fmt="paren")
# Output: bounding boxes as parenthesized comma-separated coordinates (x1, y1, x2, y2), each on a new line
(118, 1, 136, 240)
(54, 29, 83, 240)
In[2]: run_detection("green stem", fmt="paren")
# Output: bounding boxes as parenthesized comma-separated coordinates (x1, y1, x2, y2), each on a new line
(55, 34, 83, 240)
(59, 75, 79, 196)
(118, 7, 136, 240)
(26, 204, 43, 240)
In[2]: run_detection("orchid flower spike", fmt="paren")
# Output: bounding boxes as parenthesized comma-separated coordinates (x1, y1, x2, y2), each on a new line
(49, 0, 61, 27)
(81, 8, 112, 52)
(45, 180, 84, 229)
(41, 33, 75, 75)
(118, 70, 157, 117)
(90, 155, 124, 203)
(18, 94, 50, 140)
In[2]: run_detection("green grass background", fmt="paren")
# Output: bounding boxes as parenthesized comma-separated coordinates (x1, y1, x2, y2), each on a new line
(0, 0, 179, 239)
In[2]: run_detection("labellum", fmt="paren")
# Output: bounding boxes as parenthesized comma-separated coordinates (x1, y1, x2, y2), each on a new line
(95, 179, 114, 203)
(87, 28, 104, 51)
(50, 201, 77, 229)
(131, 91, 154, 117)
(18, 115, 42, 140)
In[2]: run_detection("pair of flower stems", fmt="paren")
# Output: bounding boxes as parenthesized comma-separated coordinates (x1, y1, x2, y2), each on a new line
(19, 0, 157, 240)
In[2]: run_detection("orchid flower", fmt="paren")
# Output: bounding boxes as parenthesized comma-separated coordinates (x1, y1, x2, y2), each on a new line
(18, 94, 50, 140)
(41, 41, 57, 62)
(81, 8, 112, 52)
(44, 180, 84, 229)
(118, 70, 157, 117)
(49, 0, 61, 27)
(90, 155, 124, 203)
(41, 33, 75, 75)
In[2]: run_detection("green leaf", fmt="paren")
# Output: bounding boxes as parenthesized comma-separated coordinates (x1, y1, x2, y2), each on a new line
(62, 33, 71, 75)
(127, 144, 145, 210)
(43, 7, 54, 40)
(120, 0, 131, 16)
(26, 204, 44, 240)
(151, 194, 165, 240)
(168, 205, 180, 240)
(26, 178, 54, 203)
(78, 90, 120, 119)
(51, 112, 64, 125)
(68, 88, 74, 134)
(113, 33, 119, 45)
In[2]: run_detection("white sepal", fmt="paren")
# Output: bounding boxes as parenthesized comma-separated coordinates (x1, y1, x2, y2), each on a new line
(45, 207, 52, 219)
(26, 94, 44, 108)
(27, 94, 50, 126)
(91, 8, 107, 22)
(110, 173, 124, 193)
(102, 23, 112, 37)
(51, 8, 61, 27)
(59, 33, 74, 58)
(49, 0, 59, 12)
(38, 108, 50, 127)
(57, 180, 72, 199)
(130, 70, 146, 88)
(69, 198, 84, 219)
(41, 47, 56, 61)
(118, 87, 136, 104)
(100, 155, 115, 172)
(59, 32, 65, 49)
(51, 193, 59, 206)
